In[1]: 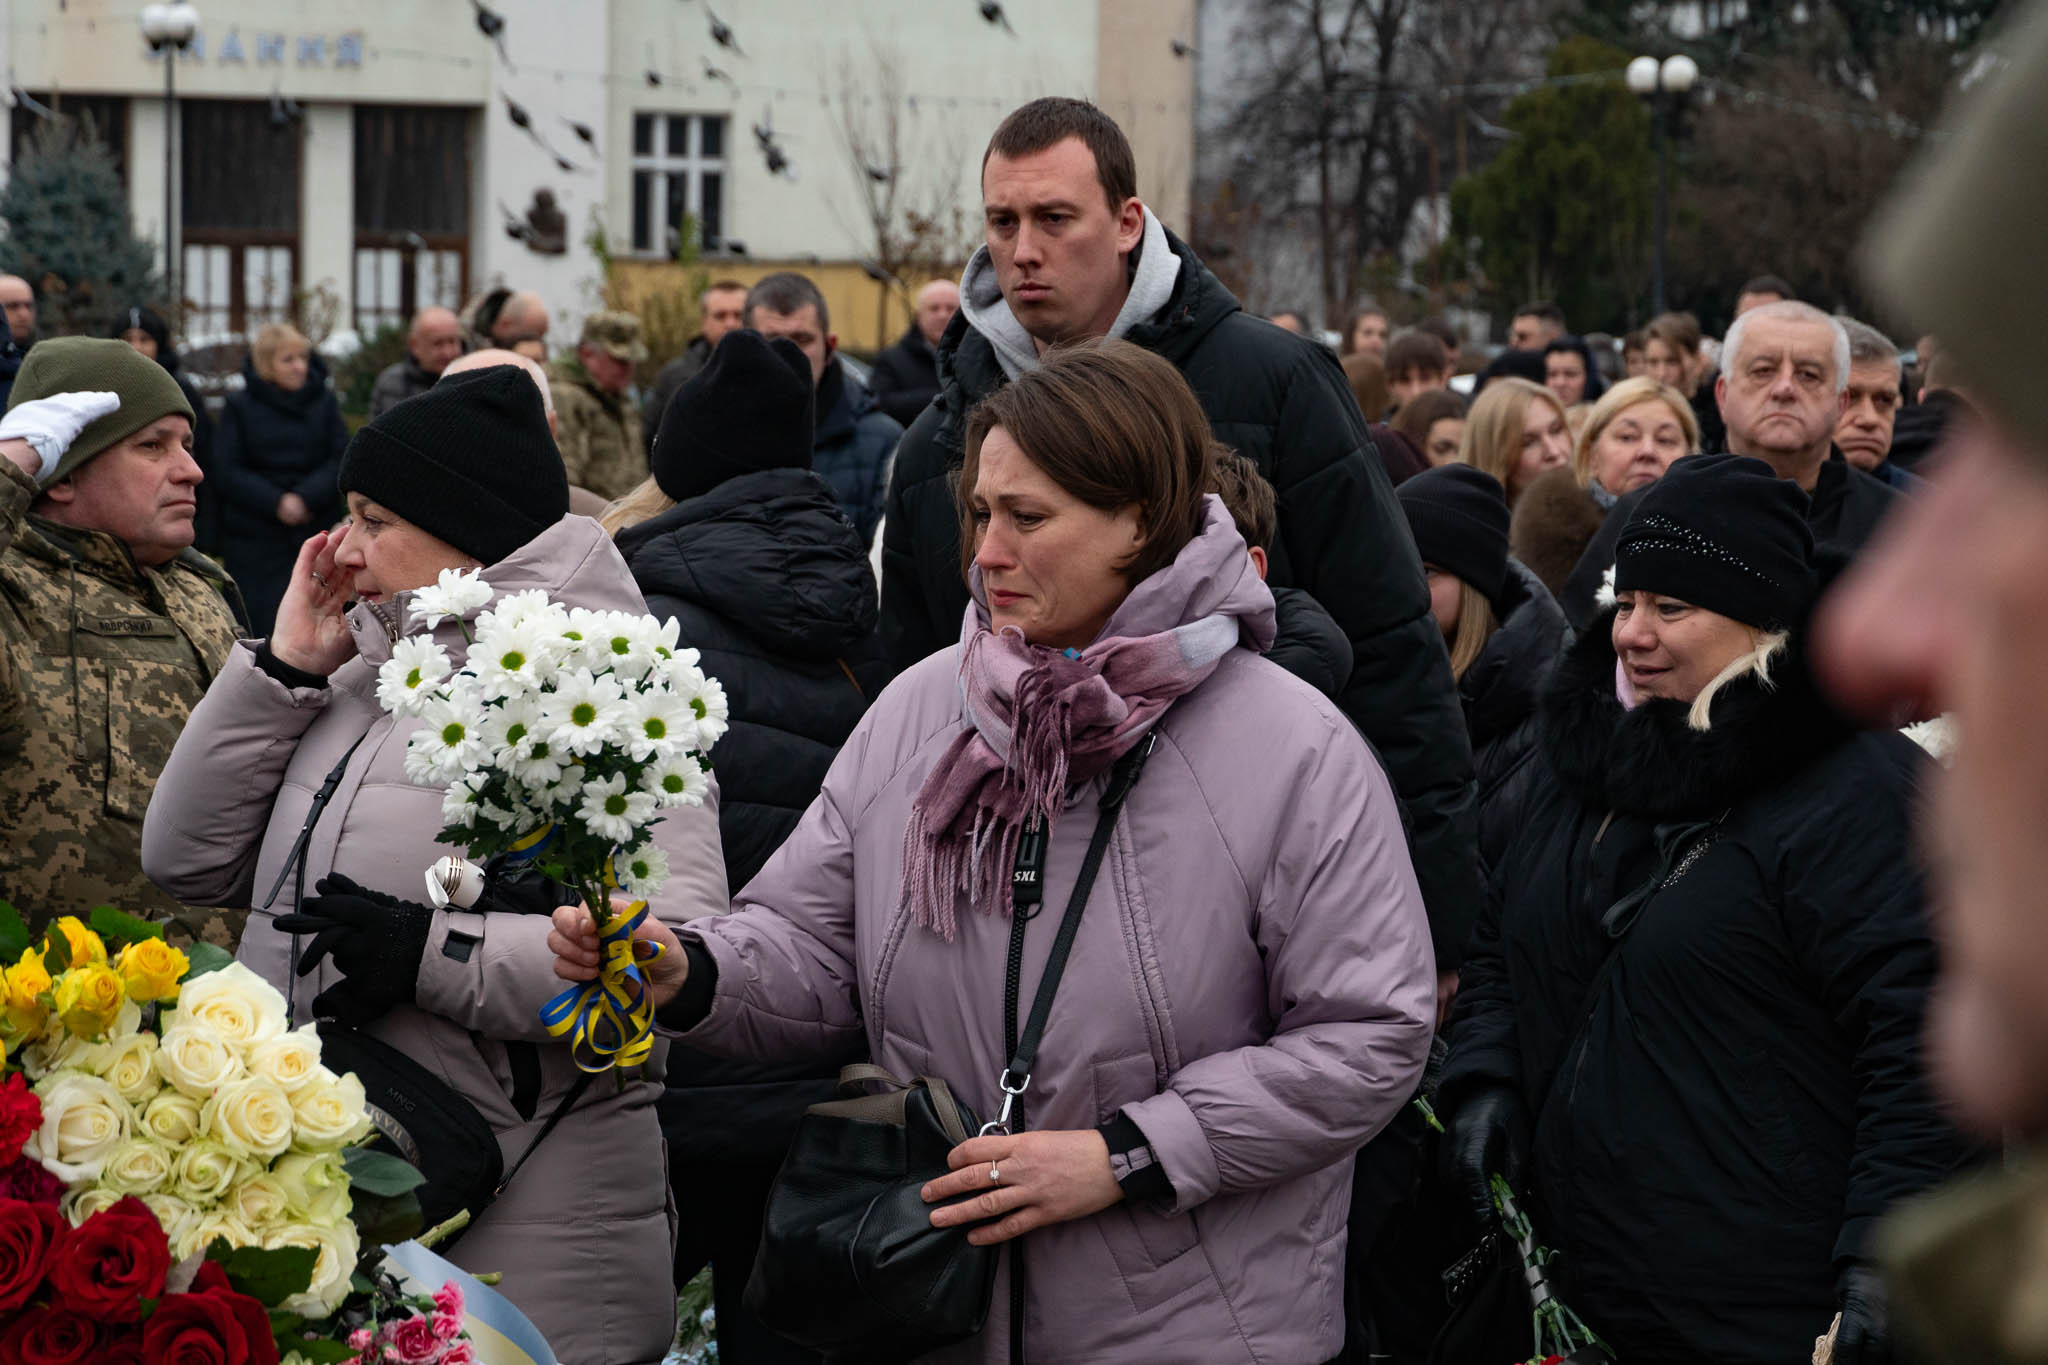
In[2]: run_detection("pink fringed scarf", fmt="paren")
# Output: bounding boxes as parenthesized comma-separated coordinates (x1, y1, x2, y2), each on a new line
(899, 609, 1241, 940)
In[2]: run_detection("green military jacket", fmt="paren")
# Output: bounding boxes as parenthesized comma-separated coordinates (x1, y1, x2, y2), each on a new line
(1882, 1158, 2048, 1364)
(546, 359, 647, 502)
(0, 460, 241, 943)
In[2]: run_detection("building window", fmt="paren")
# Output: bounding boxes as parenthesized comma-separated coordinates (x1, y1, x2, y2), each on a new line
(10, 95, 128, 184)
(352, 104, 472, 336)
(180, 99, 301, 339)
(630, 112, 725, 255)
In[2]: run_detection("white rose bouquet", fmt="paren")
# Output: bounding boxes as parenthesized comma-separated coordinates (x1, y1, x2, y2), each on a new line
(376, 569, 724, 1071)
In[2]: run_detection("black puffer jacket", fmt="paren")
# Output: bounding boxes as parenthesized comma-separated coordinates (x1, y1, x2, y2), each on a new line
(1461, 561, 1569, 874)
(214, 354, 348, 634)
(1442, 604, 1969, 1364)
(868, 324, 940, 427)
(879, 227, 1484, 967)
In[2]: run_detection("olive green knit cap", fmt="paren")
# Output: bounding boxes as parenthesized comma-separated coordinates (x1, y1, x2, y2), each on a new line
(8, 336, 196, 487)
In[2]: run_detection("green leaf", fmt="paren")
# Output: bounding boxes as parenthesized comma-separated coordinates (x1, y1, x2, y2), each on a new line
(204, 1241, 317, 1304)
(182, 941, 234, 981)
(279, 1340, 357, 1364)
(342, 1146, 426, 1197)
(0, 903, 28, 963)
(348, 1188, 425, 1247)
(89, 905, 165, 948)
(40, 928, 69, 972)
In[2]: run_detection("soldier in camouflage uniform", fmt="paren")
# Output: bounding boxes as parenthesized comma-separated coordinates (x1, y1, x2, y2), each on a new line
(0, 338, 243, 945)
(546, 310, 647, 501)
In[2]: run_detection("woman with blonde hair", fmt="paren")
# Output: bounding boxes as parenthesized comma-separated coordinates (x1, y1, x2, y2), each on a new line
(212, 321, 349, 632)
(1457, 376, 1571, 505)
(1511, 376, 1700, 598)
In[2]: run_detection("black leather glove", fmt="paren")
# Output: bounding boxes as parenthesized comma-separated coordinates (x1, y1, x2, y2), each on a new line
(473, 859, 580, 917)
(1441, 1084, 1529, 1232)
(273, 874, 433, 1027)
(1834, 1263, 1893, 1365)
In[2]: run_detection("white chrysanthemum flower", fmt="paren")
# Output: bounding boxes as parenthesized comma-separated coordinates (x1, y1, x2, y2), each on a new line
(507, 738, 571, 791)
(476, 588, 564, 636)
(479, 695, 545, 765)
(441, 771, 489, 828)
(645, 754, 711, 809)
(686, 673, 731, 750)
(541, 668, 630, 756)
(557, 607, 614, 672)
(470, 618, 560, 697)
(375, 637, 452, 716)
(577, 772, 657, 845)
(408, 567, 495, 631)
(614, 840, 671, 899)
(620, 687, 699, 762)
(406, 688, 491, 784)
(585, 610, 665, 682)
(476, 798, 523, 830)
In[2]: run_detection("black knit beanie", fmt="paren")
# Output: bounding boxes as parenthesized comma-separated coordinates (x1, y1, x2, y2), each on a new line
(651, 330, 814, 504)
(338, 364, 568, 564)
(1398, 464, 1511, 608)
(1613, 453, 1815, 630)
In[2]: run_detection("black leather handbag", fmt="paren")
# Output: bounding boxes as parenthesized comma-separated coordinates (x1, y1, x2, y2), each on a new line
(744, 734, 1158, 1363)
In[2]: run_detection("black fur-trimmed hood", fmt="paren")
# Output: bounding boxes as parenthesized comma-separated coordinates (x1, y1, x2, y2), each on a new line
(1538, 578, 1856, 819)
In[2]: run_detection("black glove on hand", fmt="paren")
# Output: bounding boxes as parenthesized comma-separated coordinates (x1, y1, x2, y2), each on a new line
(273, 874, 433, 1027)
(1442, 1084, 1530, 1232)
(473, 861, 580, 917)
(1834, 1263, 1893, 1365)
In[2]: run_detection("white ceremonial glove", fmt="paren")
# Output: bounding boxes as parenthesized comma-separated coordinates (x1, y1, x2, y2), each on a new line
(0, 390, 121, 481)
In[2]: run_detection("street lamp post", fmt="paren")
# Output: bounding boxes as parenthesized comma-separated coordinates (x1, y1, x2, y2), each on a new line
(1626, 53, 1698, 317)
(140, 2, 200, 321)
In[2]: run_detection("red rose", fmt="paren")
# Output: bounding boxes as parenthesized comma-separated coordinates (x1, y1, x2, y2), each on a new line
(0, 1075, 40, 1167)
(189, 1263, 280, 1365)
(0, 1196, 63, 1312)
(96, 1329, 148, 1365)
(0, 1159, 63, 1208)
(140, 1291, 253, 1365)
(0, 1305, 99, 1365)
(45, 1196, 167, 1323)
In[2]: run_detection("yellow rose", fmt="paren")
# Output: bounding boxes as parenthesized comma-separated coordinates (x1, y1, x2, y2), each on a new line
(139, 1090, 204, 1146)
(2, 949, 51, 1039)
(61, 1185, 124, 1226)
(202, 1077, 295, 1160)
(140, 1192, 199, 1248)
(170, 1138, 250, 1204)
(25, 1072, 130, 1182)
(265, 1219, 359, 1317)
(247, 1026, 323, 1095)
(224, 1173, 290, 1229)
(157, 1023, 245, 1099)
(270, 1151, 350, 1225)
(175, 1208, 257, 1262)
(50, 917, 108, 969)
(114, 939, 188, 1003)
(87, 1030, 159, 1104)
(100, 1137, 174, 1195)
(288, 1068, 372, 1151)
(168, 963, 286, 1054)
(52, 963, 125, 1040)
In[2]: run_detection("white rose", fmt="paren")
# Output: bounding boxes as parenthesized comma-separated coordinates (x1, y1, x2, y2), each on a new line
(138, 1090, 204, 1146)
(140, 1192, 199, 1248)
(289, 1068, 372, 1151)
(88, 1030, 160, 1104)
(203, 1076, 295, 1160)
(157, 1023, 246, 1099)
(169, 963, 287, 1053)
(23, 1029, 93, 1075)
(270, 1151, 351, 1225)
(224, 1173, 291, 1230)
(266, 1219, 359, 1318)
(170, 1138, 249, 1204)
(247, 1025, 325, 1094)
(175, 1207, 258, 1262)
(26, 1072, 130, 1182)
(100, 1137, 174, 1195)
(61, 1185, 124, 1225)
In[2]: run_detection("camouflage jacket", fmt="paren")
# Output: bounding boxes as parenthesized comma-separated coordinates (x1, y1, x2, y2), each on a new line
(1882, 1159, 2048, 1364)
(0, 460, 241, 943)
(546, 360, 646, 502)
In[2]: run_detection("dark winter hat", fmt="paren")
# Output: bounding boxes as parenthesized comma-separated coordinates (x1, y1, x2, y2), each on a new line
(1613, 453, 1815, 630)
(10, 337, 195, 488)
(651, 330, 814, 504)
(1398, 464, 1511, 608)
(338, 364, 568, 565)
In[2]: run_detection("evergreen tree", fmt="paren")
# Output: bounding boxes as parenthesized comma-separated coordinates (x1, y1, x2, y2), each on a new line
(0, 115, 163, 337)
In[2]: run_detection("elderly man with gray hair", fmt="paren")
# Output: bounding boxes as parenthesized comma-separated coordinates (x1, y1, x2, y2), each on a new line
(1557, 299, 1902, 628)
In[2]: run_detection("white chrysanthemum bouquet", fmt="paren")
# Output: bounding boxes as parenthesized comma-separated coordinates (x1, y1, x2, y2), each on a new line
(376, 569, 725, 1069)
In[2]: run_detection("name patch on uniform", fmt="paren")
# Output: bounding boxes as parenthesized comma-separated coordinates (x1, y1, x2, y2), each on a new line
(75, 614, 177, 639)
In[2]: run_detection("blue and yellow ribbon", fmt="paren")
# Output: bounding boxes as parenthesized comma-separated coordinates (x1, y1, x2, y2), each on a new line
(537, 856, 666, 1073)
(501, 820, 559, 867)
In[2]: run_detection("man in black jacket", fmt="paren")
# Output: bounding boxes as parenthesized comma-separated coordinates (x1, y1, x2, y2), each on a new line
(879, 97, 1483, 1002)
(1560, 300, 1900, 629)
(868, 279, 958, 427)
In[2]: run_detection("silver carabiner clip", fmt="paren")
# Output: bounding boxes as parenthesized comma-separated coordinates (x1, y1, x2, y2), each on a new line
(977, 1067, 1030, 1137)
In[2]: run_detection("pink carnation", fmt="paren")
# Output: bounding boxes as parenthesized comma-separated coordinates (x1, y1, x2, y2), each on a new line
(432, 1311, 462, 1342)
(384, 1313, 444, 1364)
(432, 1280, 464, 1320)
(440, 1346, 475, 1365)
(348, 1327, 374, 1350)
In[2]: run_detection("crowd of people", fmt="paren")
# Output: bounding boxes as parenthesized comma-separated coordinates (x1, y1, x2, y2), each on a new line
(3, 3, 2048, 1359)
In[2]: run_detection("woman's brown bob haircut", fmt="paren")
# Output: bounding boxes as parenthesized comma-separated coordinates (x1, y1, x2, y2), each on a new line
(959, 340, 1214, 586)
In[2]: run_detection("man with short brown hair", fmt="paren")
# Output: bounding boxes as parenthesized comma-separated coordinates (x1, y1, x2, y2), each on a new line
(548, 311, 647, 500)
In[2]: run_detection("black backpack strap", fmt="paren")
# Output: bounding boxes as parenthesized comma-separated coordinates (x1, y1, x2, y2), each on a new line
(493, 1072, 596, 1199)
